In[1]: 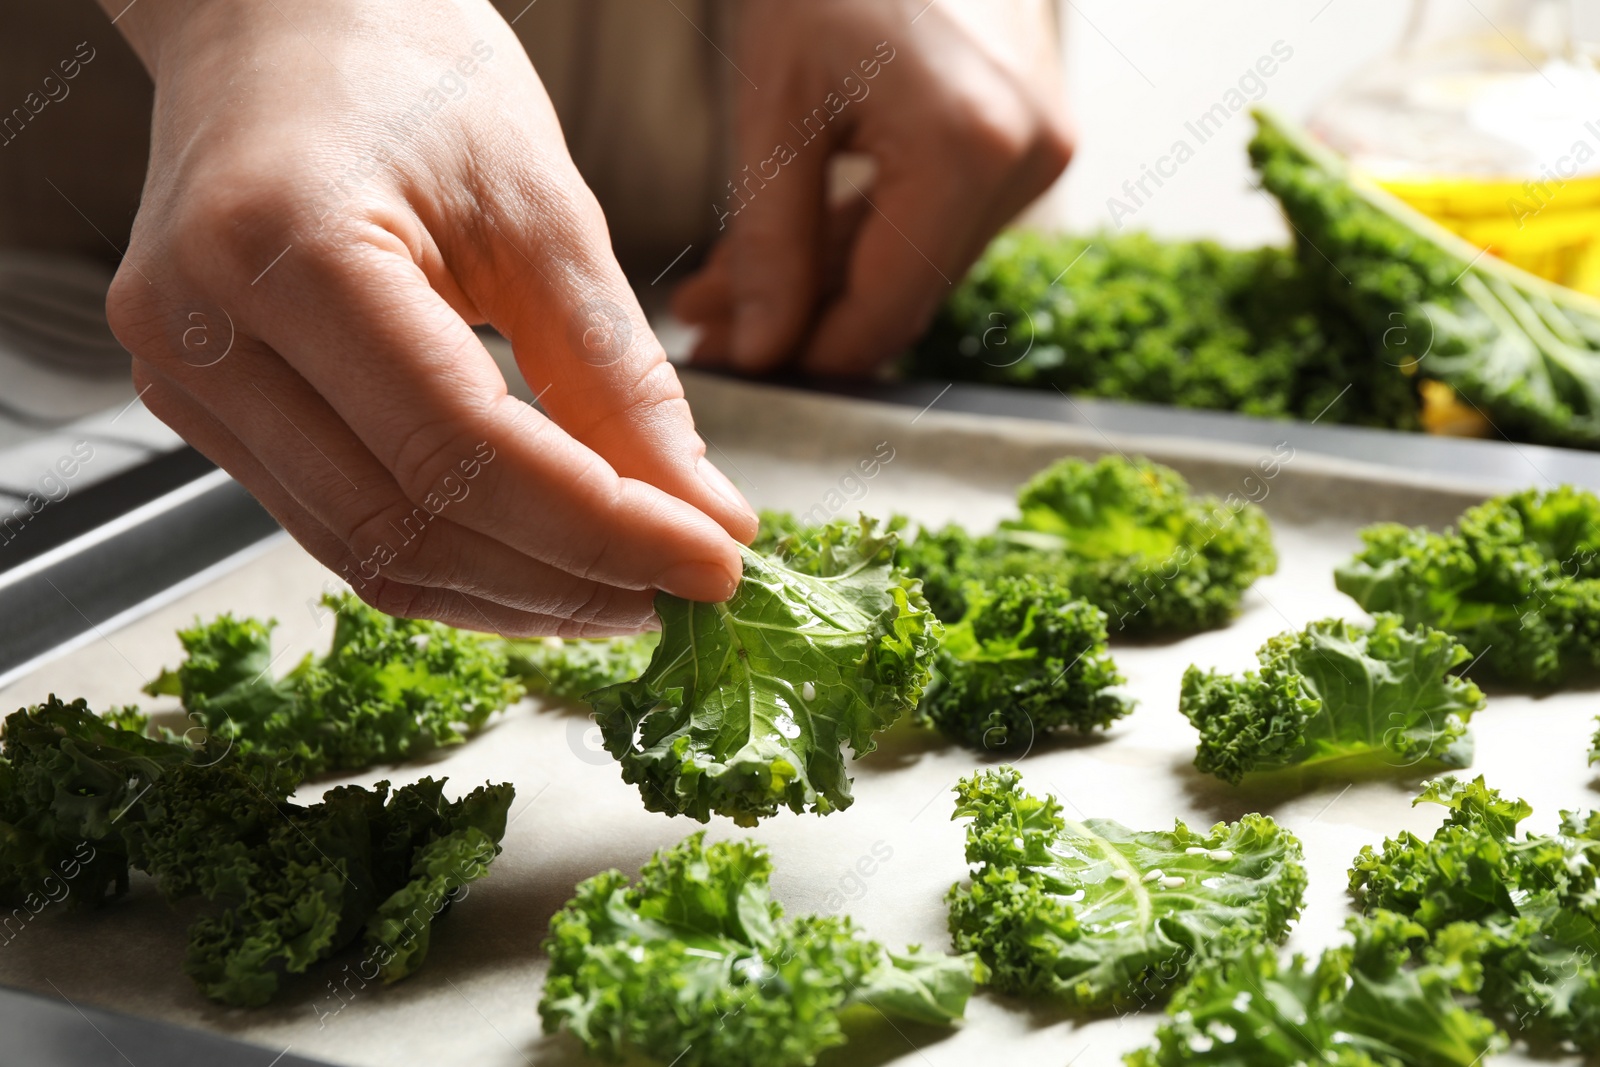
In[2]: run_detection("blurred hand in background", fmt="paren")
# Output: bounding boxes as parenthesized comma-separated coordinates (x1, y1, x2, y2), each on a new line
(674, 0, 1073, 376)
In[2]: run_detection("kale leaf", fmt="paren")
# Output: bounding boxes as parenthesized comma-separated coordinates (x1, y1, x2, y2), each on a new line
(900, 454, 1277, 633)
(503, 632, 660, 702)
(540, 831, 976, 1067)
(1350, 776, 1600, 1051)
(1335, 485, 1600, 686)
(906, 230, 1418, 430)
(1126, 911, 1504, 1066)
(0, 696, 512, 1006)
(1180, 614, 1484, 784)
(946, 767, 1305, 1010)
(145, 592, 524, 775)
(1252, 108, 1600, 449)
(590, 516, 940, 825)
(919, 575, 1131, 748)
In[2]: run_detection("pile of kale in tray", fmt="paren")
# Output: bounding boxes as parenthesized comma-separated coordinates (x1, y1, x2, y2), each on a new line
(910, 110, 1600, 450)
(907, 230, 1420, 431)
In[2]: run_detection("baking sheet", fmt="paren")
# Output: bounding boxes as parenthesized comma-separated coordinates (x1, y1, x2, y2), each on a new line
(0, 373, 1589, 1067)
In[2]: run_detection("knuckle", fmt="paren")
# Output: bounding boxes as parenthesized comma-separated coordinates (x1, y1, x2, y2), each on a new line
(169, 180, 305, 289)
(948, 96, 1035, 164)
(357, 576, 431, 621)
(575, 358, 689, 443)
(105, 269, 167, 356)
(556, 616, 613, 639)
(1038, 113, 1077, 174)
(379, 533, 452, 589)
(343, 499, 449, 589)
(388, 419, 486, 508)
(563, 582, 618, 627)
(167, 173, 382, 297)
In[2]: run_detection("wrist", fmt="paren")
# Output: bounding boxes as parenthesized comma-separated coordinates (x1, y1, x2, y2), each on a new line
(95, 0, 209, 77)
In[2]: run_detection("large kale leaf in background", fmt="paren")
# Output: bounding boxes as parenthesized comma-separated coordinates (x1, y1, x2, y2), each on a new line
(1251, 107, 1600, 448)
(589, 516, 940, 826)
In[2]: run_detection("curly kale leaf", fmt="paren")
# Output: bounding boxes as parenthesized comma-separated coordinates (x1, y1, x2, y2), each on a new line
(1181, 614, 1484, 784)
(901, 455, 1276, 633)
(540, 832, 976, 1067)
(1252, 108, 1600, 449)
(0, 696, 512, 1007)
(1335, 485, 1600, 687)
(918, 575, 1131, 748)
(146, 772, 512, 1006)
(591, 516, 940, 825)
(946, 767, 1305, 1010)
(906, 230, 1418, 430)
(1126, 911, 1504, 1067)
(503, 633, 660, 703)
(145, 592, 524, 775)
(0, 696, 201, 907)
(1349, 776, 1600, 1050)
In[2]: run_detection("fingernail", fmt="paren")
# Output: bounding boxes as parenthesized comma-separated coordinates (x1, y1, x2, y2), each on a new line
(652, 561, 741, 602)
(698, 456, 757, 523)
(732, 299, 777, 368)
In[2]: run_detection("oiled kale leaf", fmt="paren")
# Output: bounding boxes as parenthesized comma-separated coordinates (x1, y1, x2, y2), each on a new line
(146, 592, 523, 775)
(1127, 912, 1504, 1066)
(899, 455, 1276, 634)
(1181, 614, 1484, 783)
(947, 767, 1305, 1010)
(1336, 485, 1600, 687)
(540, 832, 976, 1067)
(590, 517, 940, 825)
(1252, 108, 1600, 449)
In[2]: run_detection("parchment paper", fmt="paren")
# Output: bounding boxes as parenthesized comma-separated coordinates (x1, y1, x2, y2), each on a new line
(0, 373, 1587, 1067)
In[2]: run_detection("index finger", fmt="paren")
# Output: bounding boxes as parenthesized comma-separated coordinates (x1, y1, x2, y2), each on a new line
(237, 230, 745, 602)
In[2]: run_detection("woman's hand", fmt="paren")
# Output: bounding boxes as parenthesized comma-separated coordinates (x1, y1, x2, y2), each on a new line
(100, 0, 757, 637)
(674, 0, 1073, 376)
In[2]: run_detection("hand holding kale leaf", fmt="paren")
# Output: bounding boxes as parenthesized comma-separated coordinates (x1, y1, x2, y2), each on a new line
(145, 592, 524, 775)
(1336, 486, 1600, 687)
(947, 767, 1305, 1010)
(1252, 108, 1600, 449)
(540, 832, 977, 1067)
(0, 696, 512, 1007)
(1126, 912, 1504, 1067)
(899, 455, 1276, 634)
(1180, 614, 1484, 784)
(919, 575, 1131, 749)
(590, 516, 940, 825)
(1350, 776, 1600, 1051)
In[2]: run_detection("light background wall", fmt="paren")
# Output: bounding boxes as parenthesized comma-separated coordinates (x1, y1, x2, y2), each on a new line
(1047, 0, 1414, 244)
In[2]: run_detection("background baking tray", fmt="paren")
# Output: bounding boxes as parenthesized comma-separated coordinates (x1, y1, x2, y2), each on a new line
(0, 374, 1590, 1067)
